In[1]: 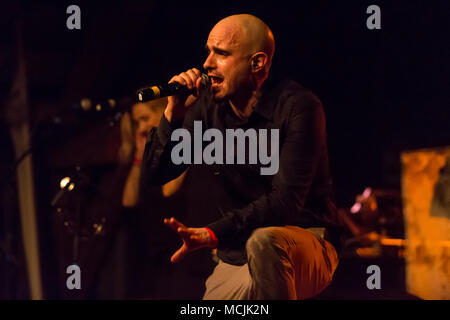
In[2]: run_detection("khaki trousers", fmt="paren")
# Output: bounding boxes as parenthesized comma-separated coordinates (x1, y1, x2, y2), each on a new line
(203, 226, 338, 300)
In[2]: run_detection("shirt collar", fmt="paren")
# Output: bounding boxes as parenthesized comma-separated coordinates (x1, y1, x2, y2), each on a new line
(216, 75, 281, 121)
(251, 75, 279, 121)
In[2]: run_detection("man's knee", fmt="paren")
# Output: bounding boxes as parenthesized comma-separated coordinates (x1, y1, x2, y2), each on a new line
(245, 227, 296, 299)
(245, 226, 320, 263)
(245, 227, 284, 258)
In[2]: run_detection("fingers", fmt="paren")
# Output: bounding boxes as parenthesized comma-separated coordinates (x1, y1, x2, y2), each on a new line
(169, 232, 206, 263)
(164, 217, 176, 232)
(185, 69, 201, 90)
(195, 77, 204, 97)
(164, 217, 196, 243)
(173, 224, 196, 240)
(165, 226, 214, 263)
(164, 217, 186, 233)
(171, 245, 188, 263)
(168, 68, 202, 90)
(164, 218, 207, 243)
(177, 227, 197, 239)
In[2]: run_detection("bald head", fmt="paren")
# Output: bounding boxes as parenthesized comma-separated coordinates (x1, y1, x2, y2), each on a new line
(211, 14, 275, 69)
(203, 14, 275, 101)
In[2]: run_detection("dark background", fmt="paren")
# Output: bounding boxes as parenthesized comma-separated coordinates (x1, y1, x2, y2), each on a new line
(1, 0, 449, 299)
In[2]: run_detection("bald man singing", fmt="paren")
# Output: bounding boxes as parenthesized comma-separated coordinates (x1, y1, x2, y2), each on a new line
(142, 14, 344, 299)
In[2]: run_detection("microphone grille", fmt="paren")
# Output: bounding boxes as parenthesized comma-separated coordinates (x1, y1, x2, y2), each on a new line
(201, 73, 210, 86)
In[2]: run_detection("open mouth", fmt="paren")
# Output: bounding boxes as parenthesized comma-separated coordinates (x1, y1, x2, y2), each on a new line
(209, 75, 223, 85)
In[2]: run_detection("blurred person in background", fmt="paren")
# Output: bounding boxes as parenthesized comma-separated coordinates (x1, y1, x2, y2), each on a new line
(94, 97, 187, 299)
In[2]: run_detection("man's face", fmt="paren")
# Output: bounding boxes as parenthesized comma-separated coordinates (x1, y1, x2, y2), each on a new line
(203, 23, 252, 101)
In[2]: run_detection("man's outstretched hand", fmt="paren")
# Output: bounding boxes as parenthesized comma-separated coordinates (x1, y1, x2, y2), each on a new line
(164, 217, 218, 263)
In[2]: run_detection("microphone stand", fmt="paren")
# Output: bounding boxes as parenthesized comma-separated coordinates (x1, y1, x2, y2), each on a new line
(48, 98, 131, 275)
(51, 167, 90, 266)
(3, 96, 133, 297)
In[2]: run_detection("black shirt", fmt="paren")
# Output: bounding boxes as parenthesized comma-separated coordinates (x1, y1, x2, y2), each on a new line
(142, 77, 344, 265)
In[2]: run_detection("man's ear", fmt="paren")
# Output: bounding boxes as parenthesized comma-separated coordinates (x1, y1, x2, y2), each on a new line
(250, 52, 268, 72)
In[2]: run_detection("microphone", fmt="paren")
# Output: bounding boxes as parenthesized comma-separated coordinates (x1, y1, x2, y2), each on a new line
(137, 74, 209, 102)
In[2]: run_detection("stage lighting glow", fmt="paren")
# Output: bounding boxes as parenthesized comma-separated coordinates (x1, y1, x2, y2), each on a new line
(80, 98, 92, 111)
(60, 177, 75, 191)
(108, 99, 116, 108)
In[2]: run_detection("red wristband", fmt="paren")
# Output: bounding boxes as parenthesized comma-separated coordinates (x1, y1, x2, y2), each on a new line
(205, 227, 218, 245)
(134, 157, 142, 164)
